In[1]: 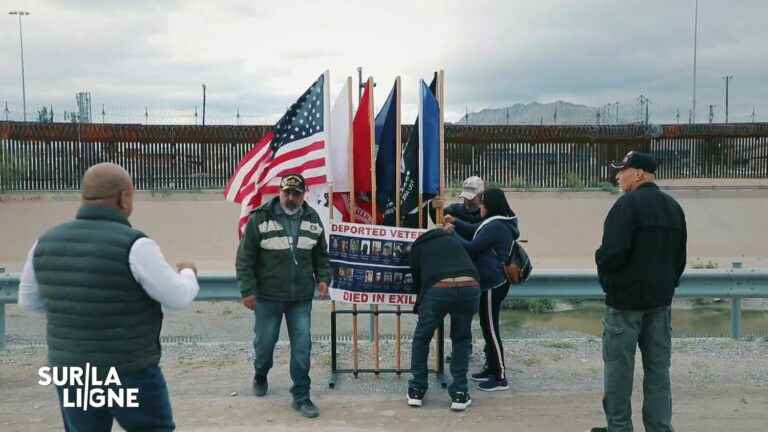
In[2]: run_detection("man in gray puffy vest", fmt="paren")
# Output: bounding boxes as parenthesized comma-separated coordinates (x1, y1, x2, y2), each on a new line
(19, 163, 200, 432)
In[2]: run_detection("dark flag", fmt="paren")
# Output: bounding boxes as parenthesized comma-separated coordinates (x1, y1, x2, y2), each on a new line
(375, 81, 398, 226)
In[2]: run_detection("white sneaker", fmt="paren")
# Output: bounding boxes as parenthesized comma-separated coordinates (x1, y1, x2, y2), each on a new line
(450, 392, 472, 411)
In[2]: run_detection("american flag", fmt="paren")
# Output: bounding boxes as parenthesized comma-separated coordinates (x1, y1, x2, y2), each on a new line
(225, 72, 329, 236)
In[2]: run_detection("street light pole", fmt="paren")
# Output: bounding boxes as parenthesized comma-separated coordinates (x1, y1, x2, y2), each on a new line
(202, 84, 207, 126)
(723, 75, 733, 123)
(9, 10, 30, 122)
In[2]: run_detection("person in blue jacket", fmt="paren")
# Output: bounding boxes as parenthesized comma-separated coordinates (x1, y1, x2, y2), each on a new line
(445, 188, 519, 392)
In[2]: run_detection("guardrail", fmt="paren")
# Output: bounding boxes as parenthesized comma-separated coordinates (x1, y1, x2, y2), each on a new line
(2, 268, 767, 348)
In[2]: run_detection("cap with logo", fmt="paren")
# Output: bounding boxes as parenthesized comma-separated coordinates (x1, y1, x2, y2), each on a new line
(610, 151, 658, 174)
(280, 173, 306, 193)
(459, 176, 485, 200)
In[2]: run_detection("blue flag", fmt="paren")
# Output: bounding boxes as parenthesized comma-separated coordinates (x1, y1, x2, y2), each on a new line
(399, 75, 438, 228)
(375, 81, 398, 226)
(418, 80, 440, 196)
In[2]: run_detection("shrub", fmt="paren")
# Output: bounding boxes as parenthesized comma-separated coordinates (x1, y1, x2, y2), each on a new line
(564, 172, 585, 190)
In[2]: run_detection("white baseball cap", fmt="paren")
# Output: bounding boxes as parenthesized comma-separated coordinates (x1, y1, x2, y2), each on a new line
(459, 176, 484, 200)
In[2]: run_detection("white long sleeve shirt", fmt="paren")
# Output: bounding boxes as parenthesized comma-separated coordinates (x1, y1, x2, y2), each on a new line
(19, 238, 200, 313)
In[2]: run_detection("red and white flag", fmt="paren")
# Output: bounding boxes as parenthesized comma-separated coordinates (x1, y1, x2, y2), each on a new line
(225, 71, 330, 237)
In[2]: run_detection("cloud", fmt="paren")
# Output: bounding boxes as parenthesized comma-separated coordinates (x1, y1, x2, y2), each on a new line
(1, 0, 766, 124)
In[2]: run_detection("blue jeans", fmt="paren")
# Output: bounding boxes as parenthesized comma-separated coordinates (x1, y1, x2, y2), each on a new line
(602, 305, 673, 432)
(253, 299, 313, 402)
(409, 285, 480, 395)
(56, 365, 175, 432)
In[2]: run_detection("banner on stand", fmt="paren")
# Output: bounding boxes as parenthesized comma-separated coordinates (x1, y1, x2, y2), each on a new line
(329, 222, 425, 305)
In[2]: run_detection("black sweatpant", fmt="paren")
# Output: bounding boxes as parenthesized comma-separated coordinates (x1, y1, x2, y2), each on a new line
(479, 282, 511, 380)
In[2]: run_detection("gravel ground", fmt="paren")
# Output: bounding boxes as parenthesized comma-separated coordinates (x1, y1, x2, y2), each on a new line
(2, 304, 768, 431)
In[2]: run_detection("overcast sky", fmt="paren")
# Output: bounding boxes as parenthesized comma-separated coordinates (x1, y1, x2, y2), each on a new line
(1, 0, 766, 125)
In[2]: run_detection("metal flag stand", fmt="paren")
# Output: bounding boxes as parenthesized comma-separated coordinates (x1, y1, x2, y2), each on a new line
(328, 303, 445, 389)
(327, 70, 448, 390)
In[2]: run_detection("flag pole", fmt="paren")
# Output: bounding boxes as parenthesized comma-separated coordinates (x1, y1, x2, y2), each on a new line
(369, 77, 378, 223)
(395, 76, 402, 228)
(437, 70, 445, 226)
(366, 76, 380, 374)
(347, 76, 356, 223)
(346, 76, 359, 375)
(431, 70, 446, 379)
(394, 76, 402, 373)
(417, 79, 424, 229)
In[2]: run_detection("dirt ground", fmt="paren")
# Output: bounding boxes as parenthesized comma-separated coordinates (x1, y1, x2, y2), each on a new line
(2, 337, 767, 432)
(2, 188, 768, 431)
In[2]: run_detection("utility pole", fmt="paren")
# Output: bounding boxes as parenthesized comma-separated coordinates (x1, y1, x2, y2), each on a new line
(465, 106, 469, 125)
(201, 84, 207, 126)
(645, 98, 650, 125)
(101, 104, 106, 124)
(615, 102, 620, 124)
(194, 105, 198, 125)
(505, 106, 509, 125)
(688, 109, 693, 124)
(236, 106, 241, 126)
(723, 75, 733, 123)
(691, 0, 699, 123)
(553, 103, 558, 125)
(752, 106, 756, 123)
(596, 109, 601, 125)
(709, 104, 715, 124)
(676, 108, 681, 124)
(9, 10, 30, 121)
(3, 101, 9, 121)
(144, 106, 149, 125)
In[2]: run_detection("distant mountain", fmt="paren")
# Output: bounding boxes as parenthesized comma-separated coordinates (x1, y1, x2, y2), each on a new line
(456, 101, 608, 125)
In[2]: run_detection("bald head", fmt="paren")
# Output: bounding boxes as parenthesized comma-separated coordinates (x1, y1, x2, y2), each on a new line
(81, 163, 134, 216)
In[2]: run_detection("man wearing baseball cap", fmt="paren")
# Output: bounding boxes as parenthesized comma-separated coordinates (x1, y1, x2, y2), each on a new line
(236, 173, 330, 418)
(589, 151, 687, 432)
(431, 176, 485, 225)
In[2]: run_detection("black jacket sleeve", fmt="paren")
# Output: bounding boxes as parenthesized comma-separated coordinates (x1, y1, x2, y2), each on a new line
(596, 197, 636, 275)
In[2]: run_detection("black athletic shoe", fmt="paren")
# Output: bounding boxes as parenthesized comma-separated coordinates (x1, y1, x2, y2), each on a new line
(450, 392, 472, 411)
(586, 428, 608, 432)
(252, 375, 268, 397)
(477, 377, 509, 392)
(407, 387, 425, 407)
(470, 368, 494, 382)
(292, 399, 319, 418)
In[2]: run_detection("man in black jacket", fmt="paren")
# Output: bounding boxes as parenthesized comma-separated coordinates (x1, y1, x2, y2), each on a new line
(429, 176, 485, 225)
(590, 151, 686, 432)
(407, 228, 480, 412)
